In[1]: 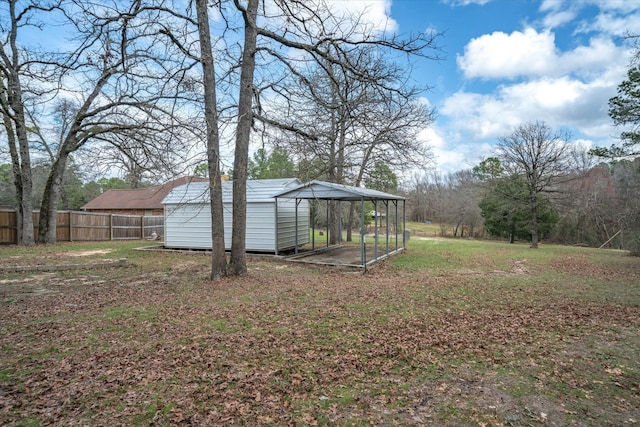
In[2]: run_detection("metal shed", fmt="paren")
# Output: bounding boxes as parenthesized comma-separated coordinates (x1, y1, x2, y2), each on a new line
(162, 178, 309, 252)
(273, 180, 406, 269)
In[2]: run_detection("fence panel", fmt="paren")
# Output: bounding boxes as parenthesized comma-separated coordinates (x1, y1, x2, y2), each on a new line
(57, 211, 71, 241)
(143, 216, 164, 238)
(112, 214, 143, 240)
(0, 209, 163, 244)
(71, 212, 111, 241)
(0, 209, 17, 244)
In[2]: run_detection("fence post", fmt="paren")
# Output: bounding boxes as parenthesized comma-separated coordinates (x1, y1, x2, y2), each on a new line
(110, 214, 113, 241)
(69, 212, 73, 242)
(140, 215, 144, 239)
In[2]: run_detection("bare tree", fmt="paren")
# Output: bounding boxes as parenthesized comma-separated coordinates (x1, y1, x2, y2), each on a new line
(256, 41, 436, 244)
(228, 0, 259, 277)
(612, 158, 640, 255)
(195, 0, 228, 280)
(406, 171, 451, 236)
(202, 0, 440, 271)
(446, 169, 483, 238)
(1, 0, 206, 244)
(497, 121, 572, 248)
(0, 0, 58, 244)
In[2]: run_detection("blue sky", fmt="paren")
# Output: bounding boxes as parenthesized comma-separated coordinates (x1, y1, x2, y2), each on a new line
(5, 0, 639, 178)
(356, 0, 640, 173)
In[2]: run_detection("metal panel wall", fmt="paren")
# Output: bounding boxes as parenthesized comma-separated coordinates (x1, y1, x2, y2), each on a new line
(163, 179, 310, 252)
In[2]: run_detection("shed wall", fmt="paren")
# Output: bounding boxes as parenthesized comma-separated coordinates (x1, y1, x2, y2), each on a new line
(164, 199, 309, 251)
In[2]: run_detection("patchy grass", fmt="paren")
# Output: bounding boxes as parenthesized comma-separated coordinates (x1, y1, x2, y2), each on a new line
(0, 239, 639, 426)
(406, 220, 443, 236)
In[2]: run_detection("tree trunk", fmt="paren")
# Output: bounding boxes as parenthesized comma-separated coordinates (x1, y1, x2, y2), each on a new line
(196, 0, 227, 280)
(229, 0, 259, 276)
(4, 115, 30, 245)
(347, 202, 355, 241)
(4, 51, 34, 245)
(16, 131, 34, 245)
(328, 201, 341, 245)
(38, 152, 70, 244)
(530, 192, 539, 248)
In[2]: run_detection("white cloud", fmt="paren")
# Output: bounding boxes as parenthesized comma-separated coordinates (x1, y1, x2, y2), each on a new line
(576, 10, 640, 37)
(457, 28, 624, 80)
(539, 0, 640, 35)
(542, 9, 577, 28)
(539, 0, 580, 28)
(440, 67, 625, 141)
(457, 28, 558, 79)
(415, 125, 493, 174)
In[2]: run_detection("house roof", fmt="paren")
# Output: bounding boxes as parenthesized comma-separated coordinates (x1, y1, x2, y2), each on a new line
(82, 176, 208, 210)
(273, 180, 406, 202)
(162, 178, 302, 205)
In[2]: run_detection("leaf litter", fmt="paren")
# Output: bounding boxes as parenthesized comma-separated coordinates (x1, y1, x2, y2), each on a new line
(0, 251, 638, 426)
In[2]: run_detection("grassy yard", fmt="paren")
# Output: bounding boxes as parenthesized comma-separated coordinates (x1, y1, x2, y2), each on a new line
(1, 238, 639, 426)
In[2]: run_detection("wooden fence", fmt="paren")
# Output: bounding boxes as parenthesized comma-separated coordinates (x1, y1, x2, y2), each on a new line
(0, 209, 163, 244)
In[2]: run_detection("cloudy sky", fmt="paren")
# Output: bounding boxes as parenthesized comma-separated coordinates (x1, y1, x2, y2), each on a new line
(6, 0, 639, 178)
(346, 0, 640, 173)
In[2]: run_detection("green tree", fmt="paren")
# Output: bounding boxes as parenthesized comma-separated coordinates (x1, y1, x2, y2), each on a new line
(612, 158, 640, 255)
(497, 121, 571, 248)
(479, 175, 559, 243)
(194, 163, 208, 178)
(248, 148, 296, 179)
(586, 43, 640, 255)
(591, 65, 640, 159)
(472, 157, 504, 181)
(97, 177, 128, 192)
(0, 164, 16, 208)
(364, 161, 398, 193)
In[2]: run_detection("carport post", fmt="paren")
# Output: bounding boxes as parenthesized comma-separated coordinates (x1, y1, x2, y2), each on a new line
(395, 200, 399, 251)
(275, 198, 279, 256)
(338, 200, 342, 243)
(403, 199, 407, 248)
(326, 200, 329, 249)
(385, 200, 389, 255)
(374, 199, 378, 261)
(294, 198, 300, 255)
(311, 200, 315, 251)
(361, 197, 366, 267)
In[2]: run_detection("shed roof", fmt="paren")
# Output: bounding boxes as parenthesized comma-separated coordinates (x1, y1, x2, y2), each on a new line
(163, 178, 302, 205)
(273, 180, 405, 202)
(82, 176, 208, 210)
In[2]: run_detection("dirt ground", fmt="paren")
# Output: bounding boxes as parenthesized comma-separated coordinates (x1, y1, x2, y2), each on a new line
(1, 243, 639, 426)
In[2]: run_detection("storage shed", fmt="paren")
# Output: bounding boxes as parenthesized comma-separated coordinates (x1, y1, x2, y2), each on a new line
(162, 178, 309, 252)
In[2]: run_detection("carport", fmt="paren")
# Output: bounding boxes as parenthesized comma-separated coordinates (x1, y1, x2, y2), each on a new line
(273, 180, 407, 269)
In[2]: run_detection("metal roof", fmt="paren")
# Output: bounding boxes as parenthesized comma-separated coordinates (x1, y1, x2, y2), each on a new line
(163, 178, 302, 205)
(273, 180, 405, 201)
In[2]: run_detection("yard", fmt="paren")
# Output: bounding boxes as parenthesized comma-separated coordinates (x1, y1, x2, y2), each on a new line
(1, 234, 639, 426)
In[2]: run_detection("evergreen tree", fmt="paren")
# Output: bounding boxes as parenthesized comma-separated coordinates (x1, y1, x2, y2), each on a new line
(479, 175, 559, 243)
(591, 65, 640, 158)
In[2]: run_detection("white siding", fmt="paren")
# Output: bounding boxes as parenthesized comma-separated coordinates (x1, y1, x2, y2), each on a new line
(163, 179, 309, 252)
(164, 203, 213, 248)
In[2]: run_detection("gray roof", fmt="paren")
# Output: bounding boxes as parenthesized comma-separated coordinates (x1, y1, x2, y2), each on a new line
(273, 180, 405, 201)
(162, 178, 302, 205)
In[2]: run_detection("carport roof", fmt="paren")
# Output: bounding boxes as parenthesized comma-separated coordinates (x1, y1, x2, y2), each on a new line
(273, 180, 405, 202)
